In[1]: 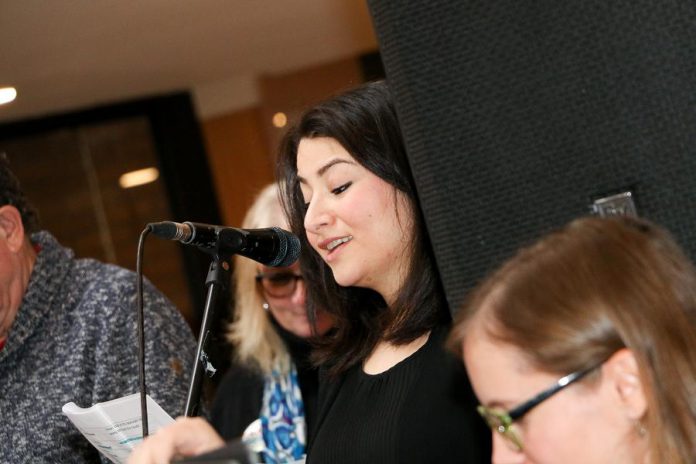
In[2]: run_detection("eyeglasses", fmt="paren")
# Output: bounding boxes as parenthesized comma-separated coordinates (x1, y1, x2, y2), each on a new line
(255, 271, 303, 298)
(477, 362, 602, 452)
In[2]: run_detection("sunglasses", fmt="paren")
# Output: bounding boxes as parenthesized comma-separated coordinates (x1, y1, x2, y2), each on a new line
(477, 361, 603, 451)
(255, 271, 303, 298)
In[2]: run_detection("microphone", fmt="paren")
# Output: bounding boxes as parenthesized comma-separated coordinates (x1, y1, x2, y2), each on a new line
(148, 221, 300, 267)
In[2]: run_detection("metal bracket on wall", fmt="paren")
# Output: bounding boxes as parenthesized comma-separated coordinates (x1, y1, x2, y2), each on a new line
(590, 191, 638, 217)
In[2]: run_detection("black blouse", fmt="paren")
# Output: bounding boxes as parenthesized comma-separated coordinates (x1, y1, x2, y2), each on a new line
(307, 325, 491, 464)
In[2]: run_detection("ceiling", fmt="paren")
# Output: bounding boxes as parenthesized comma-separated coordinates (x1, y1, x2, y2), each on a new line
(0, 0, 378, 123)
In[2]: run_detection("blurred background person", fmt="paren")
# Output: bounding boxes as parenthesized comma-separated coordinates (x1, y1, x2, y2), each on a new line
(209, 183, 333, 462)
(450, 216, 696, 464)
(0, 155, 196, 463)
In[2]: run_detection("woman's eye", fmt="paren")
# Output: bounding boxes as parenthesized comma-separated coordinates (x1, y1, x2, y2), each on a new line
(268, 273, 294, 285)
(332, 182, 352, 195)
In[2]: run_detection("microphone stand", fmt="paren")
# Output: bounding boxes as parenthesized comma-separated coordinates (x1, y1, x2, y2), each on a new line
(184, 246, 231, 417)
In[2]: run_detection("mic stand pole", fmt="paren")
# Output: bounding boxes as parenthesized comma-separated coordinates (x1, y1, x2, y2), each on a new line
(184, 250, 230, 417)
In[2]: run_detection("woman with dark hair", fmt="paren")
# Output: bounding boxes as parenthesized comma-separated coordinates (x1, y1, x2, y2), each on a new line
(128, 81, 489, 463)
(278, 82, 443, 376)
(277, 80, 489, 463)
(449, 216, 696, 464)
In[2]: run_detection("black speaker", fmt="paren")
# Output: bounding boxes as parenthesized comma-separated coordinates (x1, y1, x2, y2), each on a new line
(367, 0, 696, 313)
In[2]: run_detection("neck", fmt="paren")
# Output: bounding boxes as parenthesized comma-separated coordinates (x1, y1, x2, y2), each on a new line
(379, 275, 404, 309)
(363, 331, 430, 375)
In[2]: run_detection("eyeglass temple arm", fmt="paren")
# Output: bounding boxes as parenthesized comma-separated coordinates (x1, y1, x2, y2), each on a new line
(508, 367, 593, 420)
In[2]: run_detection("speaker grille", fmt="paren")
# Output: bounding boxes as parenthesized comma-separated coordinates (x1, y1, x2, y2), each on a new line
(368, 0, 696, 312)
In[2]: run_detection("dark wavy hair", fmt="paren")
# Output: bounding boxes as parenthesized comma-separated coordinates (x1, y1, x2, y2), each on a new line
(277, 81, 448, 377)
(0, 154, 39, 233)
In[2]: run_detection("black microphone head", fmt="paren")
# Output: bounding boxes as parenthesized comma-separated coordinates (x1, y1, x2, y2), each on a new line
(270, 227, 301, 267)
(148, 221, 179, 239)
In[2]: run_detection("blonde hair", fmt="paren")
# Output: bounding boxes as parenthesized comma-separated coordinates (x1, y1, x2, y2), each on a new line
(450, 216, 696, 463)
(227, 183, 292, 375)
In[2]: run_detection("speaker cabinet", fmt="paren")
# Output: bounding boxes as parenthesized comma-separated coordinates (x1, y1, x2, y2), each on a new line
(368, 0, 696, 312)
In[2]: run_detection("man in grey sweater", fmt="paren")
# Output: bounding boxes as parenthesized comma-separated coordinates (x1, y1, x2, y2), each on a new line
(0, 156, 197, 462)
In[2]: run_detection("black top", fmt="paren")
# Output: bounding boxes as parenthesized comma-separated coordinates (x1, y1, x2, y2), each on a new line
(307, 325, 491, 464)
(210, 317, 321, 441)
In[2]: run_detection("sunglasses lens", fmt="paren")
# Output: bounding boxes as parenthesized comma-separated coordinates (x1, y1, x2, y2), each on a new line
(259, 273, 299, 297)
(267, 273, 294, 286)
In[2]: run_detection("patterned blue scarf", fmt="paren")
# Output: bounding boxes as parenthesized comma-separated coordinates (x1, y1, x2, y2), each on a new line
(259, 363, 306, 463)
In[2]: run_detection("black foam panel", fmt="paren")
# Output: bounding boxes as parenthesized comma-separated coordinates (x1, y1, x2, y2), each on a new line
(367, 0, 696, 314)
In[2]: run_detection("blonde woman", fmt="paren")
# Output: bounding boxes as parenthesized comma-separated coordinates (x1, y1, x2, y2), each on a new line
(209, 183, 333, 463)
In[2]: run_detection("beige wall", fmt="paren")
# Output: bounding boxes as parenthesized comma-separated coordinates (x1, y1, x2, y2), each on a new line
(201, 55, 367, 228)
(202, 107, 274, 228)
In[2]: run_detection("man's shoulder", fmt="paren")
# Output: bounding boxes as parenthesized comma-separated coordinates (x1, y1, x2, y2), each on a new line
(73, 257, 135, 283)
(71, 258, 169, 304)
(65, 258, 185, 326)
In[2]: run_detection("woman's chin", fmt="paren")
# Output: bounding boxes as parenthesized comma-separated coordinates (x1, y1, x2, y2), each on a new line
(330, 269, 360, 289)
(290, 325, 313, 339)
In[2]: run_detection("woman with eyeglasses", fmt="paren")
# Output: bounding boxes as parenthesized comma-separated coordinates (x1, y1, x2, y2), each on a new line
(449, 216, 696, 464)
(209, 183, 334, 462)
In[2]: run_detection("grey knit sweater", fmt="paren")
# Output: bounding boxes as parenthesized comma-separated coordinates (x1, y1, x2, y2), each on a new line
(0, 232, 197, 463)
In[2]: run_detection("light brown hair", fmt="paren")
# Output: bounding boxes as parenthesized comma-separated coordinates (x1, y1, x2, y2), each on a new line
(449, 216, 696, 463)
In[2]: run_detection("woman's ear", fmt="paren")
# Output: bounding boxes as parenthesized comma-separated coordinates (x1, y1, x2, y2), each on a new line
(0, 205, 26, 252)
(603, 348, 647, 421)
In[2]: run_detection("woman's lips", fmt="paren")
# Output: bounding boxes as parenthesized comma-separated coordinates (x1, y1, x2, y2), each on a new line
(317, 235, 353, 262)
(318, 235, 353, 251)
(327, 236, 353, 251)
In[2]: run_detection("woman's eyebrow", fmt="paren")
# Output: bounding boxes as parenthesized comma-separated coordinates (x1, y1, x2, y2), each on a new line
(297, 158, 355, 184)
(317, 158, 354, 176)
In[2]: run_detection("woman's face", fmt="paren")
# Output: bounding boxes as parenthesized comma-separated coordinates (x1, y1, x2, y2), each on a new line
(258, 262, 333, 338)
(296, 136, 414, 303)
(462, 324, 642, 464)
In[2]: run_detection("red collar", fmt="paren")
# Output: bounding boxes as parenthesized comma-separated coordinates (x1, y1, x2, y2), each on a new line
(0, 338, 5, 352)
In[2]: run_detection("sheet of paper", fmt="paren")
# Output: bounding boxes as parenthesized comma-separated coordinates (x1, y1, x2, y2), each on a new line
(63, 393, 175, 464)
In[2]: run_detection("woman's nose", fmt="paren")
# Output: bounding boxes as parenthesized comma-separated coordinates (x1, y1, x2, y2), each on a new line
(303, 196, 331, 233)
(291, 278, 307, 306)
(491, 432, 525, 464)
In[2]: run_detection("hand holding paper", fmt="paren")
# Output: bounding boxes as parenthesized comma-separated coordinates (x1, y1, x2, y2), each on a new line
(63, 393, 175, 464)
(126, 416, 226, 464)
